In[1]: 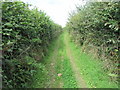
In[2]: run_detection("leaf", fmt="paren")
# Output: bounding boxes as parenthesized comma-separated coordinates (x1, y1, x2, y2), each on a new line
(31, 38, 41, 43)
(3, 33, 10, 36)
(3, 29, 12, 31)
(4, 23, 13, 27)
(108, 73, 118, 77)
(104, 22, 109, 26)
(114, 49, 118, 52)
(7, 41, 14, 45)
(109, 25, 112, 28)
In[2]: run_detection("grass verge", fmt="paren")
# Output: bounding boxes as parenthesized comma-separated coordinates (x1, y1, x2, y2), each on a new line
(66, 31, 118, 88)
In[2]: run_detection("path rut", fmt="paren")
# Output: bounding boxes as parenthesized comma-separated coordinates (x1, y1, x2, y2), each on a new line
(64, 32, 87, 88)
(45, 37, 63, 88)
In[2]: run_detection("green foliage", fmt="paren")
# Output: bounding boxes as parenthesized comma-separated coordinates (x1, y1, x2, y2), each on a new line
(3, 57, 38, 88)
(31, 33, 78, 88)
(67, 33, 118, 88)
(2, 1, 62, 88)
(66, 2, 119, 80)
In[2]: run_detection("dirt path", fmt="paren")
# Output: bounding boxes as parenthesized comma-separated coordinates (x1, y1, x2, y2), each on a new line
(33, 32, 117, 88)
(34, 33, 87, 88)
(45, 39, 59, 88)
(45, 37, 63, 88)
(46, 32, 87, 88)
(64, 32, 87, 88)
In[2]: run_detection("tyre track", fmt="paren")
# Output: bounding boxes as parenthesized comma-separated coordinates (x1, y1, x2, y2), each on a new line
(64, 32, 87, 88)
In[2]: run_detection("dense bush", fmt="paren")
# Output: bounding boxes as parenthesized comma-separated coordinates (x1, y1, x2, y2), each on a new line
(2, 1, 62, 88)
(66, 2, 119, 81)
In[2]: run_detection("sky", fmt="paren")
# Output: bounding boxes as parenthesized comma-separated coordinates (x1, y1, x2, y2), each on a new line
(20, 0, 86, 27)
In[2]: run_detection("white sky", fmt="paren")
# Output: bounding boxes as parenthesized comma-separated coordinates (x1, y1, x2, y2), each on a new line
(20, 0, 86, 27)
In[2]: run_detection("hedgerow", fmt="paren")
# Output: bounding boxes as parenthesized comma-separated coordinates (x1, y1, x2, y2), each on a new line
(2, 1, 62, 88)
(66, 2, 119, 82)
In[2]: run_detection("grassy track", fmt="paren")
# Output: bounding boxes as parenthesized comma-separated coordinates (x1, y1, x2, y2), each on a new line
(65, 32, 118, 88)
(31, 31, 118, 88)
